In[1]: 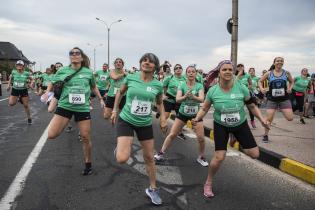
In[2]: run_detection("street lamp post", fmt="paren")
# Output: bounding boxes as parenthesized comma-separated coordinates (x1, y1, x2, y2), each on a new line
(96, 18, 122, 67)
(87, 43, 103, 72)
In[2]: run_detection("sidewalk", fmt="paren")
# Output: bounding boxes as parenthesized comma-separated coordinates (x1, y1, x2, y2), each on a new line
(201, 109, 315, 185)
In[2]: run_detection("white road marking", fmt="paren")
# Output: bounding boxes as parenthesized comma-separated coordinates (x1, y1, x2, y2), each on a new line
(127, 143, 188, 205)
(0, 97, 9, 102)
(0, 126, 49, 210)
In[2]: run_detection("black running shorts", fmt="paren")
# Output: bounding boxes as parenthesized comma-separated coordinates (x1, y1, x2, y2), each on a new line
(213, 120, 257, 151)
(55, 107, 91, 122)
(11, 88, 28, 97)
(105, 96, 126, 110)
(116, 117, 154, 141)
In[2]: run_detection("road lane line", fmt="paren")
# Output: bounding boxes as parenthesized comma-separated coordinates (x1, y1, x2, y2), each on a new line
(0, 97, 9, 102)
(0, 126, 49, 210)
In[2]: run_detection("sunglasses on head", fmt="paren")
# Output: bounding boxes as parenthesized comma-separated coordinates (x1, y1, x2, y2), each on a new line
(69, 51, 81, 56)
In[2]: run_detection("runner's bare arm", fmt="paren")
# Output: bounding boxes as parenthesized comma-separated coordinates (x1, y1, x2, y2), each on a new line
(286, 71, 294, 93)
(258, 72, 270, 93)
(193, 100, 211, 122)
(246, 99, 270, 129)
(190, 88, 204, 103)
(111, 84, 127, 124)
(156, 93, 167, 133)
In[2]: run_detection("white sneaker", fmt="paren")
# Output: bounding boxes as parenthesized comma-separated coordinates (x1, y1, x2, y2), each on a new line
(154, 152, 164, 161)
(197, 157, 208, 167)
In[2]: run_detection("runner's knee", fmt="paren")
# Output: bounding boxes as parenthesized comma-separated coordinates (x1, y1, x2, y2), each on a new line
(116, 153, 129, 164)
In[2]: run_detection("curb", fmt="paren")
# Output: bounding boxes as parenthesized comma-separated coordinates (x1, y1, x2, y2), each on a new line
(167, 113, 315, 185)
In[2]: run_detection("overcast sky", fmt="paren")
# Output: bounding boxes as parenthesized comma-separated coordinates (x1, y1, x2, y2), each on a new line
(1, 0, 314, 75)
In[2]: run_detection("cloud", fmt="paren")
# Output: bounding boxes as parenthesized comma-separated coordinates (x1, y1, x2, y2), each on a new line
(0, 0, 314, 75)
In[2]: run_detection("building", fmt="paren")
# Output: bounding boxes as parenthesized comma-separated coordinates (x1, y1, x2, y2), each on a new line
(0, 42, 33, 80)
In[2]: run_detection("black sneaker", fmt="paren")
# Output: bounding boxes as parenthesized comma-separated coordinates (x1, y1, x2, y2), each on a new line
(300, 118, 306, 124)
(177, 132, 186, 140)
(82, 167, 93, 176)
(262, 135, 268, 143)
(156, 112, 160, 119)
(27, 118, 32, 125)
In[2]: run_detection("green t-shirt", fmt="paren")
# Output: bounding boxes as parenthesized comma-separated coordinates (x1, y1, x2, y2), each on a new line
(41, 73, 54, 87)
(250, 76, 260, 92)
(293, 76, 311, 93)
(196, 73, 204, 84)
(206, 81, 250, 127)
(107, 70, 126, 97)
(178, 82, 204, 117)
(52, 66, 96, 112)
(163, 75, 186, 103)
(238, 73, 251, 87)
(11, 69, 31, 89)
(95, 70, 110, 90)
(119, 73, 163, 127)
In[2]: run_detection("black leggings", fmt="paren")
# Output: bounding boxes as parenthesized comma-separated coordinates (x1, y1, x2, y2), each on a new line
(291, 90, 305, 113)
(247, 106, 255, 121)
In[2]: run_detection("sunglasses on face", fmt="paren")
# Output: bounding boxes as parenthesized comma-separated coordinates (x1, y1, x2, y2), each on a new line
(69, 51, 81, 56)
(175, 67, 182, 70)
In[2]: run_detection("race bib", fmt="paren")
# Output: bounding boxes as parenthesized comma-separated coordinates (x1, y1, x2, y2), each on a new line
(114, 87, 119, 95)
(221, 112, 240, 125)
(69, 87, 85, 104)
(131, 99, 151, 116)
(183, 105, 198, 115)
(272, 88, 285, 97)
(100, 75, 107, 81)
(14, 81, 25, 88)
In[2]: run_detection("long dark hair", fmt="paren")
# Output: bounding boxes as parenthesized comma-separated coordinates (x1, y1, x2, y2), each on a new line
(205, 60, 234, 89)
(70, 47, 90, 68)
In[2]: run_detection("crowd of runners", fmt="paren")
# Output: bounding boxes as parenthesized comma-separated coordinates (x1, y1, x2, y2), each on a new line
(2, 47, 315, 205)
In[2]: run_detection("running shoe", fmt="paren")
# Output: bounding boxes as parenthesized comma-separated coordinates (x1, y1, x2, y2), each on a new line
(155, 112, 160, 119)
(203, 183, 214, 198)
(177, 132, 186, 140)
(262, 135, 269, 143)
(82, 167, 93, 176)
(300, 118, 306, 124)
(145, 187, 162, 205)
(154, 152, 164, 161)
(197, 157, 209, 167)
(250, 120, 257, 128)
(27, 118, 32, 125)
(65, 126, 73, 133)
(78, 133, 82, 142)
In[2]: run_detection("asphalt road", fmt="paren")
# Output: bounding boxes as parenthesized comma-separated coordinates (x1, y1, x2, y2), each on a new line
(0, 89, 314, 210)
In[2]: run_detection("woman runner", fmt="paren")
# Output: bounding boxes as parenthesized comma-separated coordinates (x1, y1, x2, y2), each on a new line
(7, 60, 33, 124)
(111, 53, 167, 205)
(154, 65, 208, 167)
(290, 68, 311, 124)
(162, 64, 186, 139)
(192, 60, 269, 198)
(104, 58, 127, 119)
(47, 47, 105, 175)
(258, 57, 294, 143)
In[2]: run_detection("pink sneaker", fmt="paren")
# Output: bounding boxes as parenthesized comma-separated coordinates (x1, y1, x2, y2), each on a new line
(203, 183, 214, 198)
(251, 120, 256, 128)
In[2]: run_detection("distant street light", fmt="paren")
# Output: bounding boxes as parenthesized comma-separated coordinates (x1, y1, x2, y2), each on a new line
(87, 43, 103, 72)
(96, 18, 122, 67)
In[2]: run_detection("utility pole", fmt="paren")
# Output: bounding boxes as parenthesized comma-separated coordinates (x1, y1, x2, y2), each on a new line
(231, 0, 238, 69)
